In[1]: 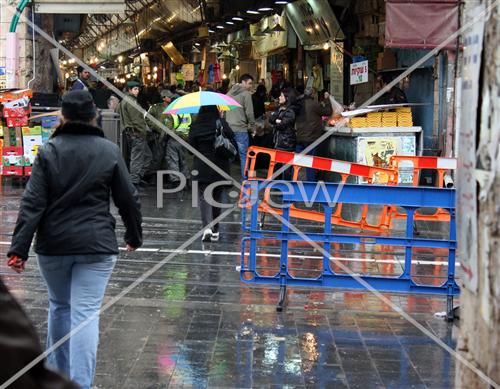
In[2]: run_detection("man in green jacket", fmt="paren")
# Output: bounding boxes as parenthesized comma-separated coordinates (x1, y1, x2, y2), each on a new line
(118, 81, 152, 188)
(146, 89, 175, 173)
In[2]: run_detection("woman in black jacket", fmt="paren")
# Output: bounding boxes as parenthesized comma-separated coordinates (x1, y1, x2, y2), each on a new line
(269, 87, 297, 151)
(269, 88, 297, 179)
(189, 105, 236, 242)
(7, 90, 142, 389)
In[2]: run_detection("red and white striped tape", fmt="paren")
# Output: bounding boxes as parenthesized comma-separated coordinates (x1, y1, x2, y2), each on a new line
(392, 156, 457, 170)
(274, 150, 393, 178)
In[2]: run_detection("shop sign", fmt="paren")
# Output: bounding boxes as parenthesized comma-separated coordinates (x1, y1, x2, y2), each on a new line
(286, 0, 344, 46)
(456, 3, 485, 293)
(330, 43, 343, 102)
(0, 67, 6, 89)
(350, 60, 368, 85)
(181, 64, 195, 82)
(250, 13, 287, 57)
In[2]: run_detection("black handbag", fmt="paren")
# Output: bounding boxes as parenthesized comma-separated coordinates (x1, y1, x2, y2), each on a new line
(214, 119, 237, 160)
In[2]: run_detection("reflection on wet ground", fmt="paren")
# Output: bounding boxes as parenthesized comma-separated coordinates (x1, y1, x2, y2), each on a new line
(0, 181, 458, 388)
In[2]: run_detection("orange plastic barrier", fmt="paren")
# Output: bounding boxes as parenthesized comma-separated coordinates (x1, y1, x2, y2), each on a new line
(387, 156, 457, 223)
(241, 147, 458, 231)
(242, 147, 398, 232)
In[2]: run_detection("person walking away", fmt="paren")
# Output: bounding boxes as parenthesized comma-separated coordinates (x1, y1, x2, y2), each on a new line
(145, 89, 174, 176)
(295, 87, 333, 181)
(189, 106, 237, 242)
(164, 94, 192, 188)
(71, 65, 91, 91)
(269, 88, 297, 180)
(117, 81, 153, 189)
(252, 84, 268, 120)
(6, 90, 143, 389)
(225, 74, 255, 179)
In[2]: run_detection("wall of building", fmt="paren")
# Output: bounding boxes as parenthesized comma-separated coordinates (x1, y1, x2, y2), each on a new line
(456, 0, 500, 386)
(0, 0, 29, 88)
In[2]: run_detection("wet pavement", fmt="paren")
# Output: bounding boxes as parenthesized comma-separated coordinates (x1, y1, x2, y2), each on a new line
(0, 178, 459, 389)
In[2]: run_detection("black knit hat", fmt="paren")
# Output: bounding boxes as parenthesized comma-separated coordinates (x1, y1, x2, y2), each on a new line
(61, 90, 97, 122)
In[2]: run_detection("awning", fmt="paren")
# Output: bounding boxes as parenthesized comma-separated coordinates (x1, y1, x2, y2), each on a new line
(385, 0, 459, 49)
(286, 0, 344, 47)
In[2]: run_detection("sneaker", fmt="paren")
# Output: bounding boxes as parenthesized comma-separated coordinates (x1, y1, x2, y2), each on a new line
(202, 228, 213, 242)
(211, 232, 220, 242)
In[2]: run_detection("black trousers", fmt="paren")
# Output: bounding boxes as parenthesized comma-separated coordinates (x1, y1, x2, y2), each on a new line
(198, 183, 225, 232)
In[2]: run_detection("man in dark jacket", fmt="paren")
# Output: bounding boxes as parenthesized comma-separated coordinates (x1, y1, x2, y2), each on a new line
(295, 87, 333, 181)
(7, 90, 142, 389)
(117, 81, 153, 188)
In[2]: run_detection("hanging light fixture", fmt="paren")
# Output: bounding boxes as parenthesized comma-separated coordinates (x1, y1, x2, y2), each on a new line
(191, 45, 201, 53)
(218, 41, 229, 48)
(270, 23, 286, 32)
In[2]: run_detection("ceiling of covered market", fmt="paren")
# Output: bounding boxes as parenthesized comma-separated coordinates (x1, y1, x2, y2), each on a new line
(64, 0, 302, 56)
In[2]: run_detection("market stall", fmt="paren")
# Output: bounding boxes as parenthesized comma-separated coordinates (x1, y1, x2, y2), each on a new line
(325, 105, 423, 184)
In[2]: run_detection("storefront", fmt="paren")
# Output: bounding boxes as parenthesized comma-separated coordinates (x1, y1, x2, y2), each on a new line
(286, 0, 345, 102)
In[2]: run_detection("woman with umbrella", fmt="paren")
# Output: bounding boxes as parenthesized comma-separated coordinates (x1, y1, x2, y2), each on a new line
(164, 91, 240, 242)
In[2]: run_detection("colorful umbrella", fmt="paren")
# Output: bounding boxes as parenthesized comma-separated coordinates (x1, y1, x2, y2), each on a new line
(163, 91, 242, 114)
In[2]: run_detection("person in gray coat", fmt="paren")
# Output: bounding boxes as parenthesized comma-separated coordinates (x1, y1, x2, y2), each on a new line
(225, 74, 255, 178)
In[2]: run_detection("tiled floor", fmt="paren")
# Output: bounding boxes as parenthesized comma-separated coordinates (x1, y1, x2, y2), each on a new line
(0, 180, 459, 388)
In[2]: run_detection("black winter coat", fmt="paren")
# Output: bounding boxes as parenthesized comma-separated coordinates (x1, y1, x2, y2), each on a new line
(0, 277, 79, 388)
(269, 106, 296, 150)
(189, 116, 237, 184)
(8, 122, 142, 260)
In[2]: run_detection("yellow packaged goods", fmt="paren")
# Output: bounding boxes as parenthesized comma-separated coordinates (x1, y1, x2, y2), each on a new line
(396, 107, 411, 113)
(350, 117, 367, 128)
(397, 112, 413, 126)
(366, 112, 382, 127)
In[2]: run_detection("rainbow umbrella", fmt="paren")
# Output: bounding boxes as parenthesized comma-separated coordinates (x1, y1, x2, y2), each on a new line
(163, 91, 241, 114)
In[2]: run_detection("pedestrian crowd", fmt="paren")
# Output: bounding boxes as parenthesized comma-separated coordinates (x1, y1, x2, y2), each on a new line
(3, 70, 336, 389)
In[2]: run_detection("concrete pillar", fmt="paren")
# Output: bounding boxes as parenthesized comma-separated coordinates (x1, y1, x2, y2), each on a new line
(456, 1, 500, 387)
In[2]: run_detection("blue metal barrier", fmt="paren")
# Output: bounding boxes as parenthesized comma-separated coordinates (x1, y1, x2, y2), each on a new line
(240, 180, 460, 317)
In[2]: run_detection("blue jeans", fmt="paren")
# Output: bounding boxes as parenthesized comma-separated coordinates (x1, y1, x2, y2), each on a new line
(233, 132, 249, 179)
(295, 142, 318, 182)
(37, 254, 117, 389)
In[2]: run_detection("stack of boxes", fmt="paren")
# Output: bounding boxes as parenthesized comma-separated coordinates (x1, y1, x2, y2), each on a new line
(1, 92, 31, 176)
(396, 107, 413, 127)
(381, 112, 398, 127)
(349, 107, 414, 129)
(0, 90, 60, 178)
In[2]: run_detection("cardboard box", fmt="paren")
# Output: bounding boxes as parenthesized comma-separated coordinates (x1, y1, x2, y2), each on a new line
(21, 126, 42, 136)
(2, 166, 23, 176)
(2, 106, 30, 118)
(41, 128, 53, 142)
(41, 116, 60, 128)
(2, 146, 24, 166)
(6, 116, 28, 127)
(15, 127, 23, 148)
(22, 135, 42, 166)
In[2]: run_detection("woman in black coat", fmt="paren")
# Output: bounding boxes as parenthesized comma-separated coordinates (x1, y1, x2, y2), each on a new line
(269, 88, 297, 179)
(188, 105, 237, 242)
(269, 87, 297, 151)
